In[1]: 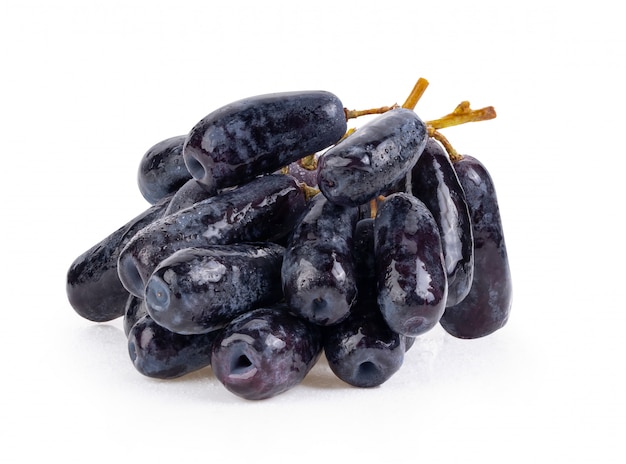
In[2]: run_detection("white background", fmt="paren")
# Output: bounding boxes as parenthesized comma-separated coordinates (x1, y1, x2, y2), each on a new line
(1, 1, 624, 462)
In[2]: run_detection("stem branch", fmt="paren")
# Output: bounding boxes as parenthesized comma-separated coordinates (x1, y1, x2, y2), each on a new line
(402, 77, 429, 110)
(427, 102, 496, 129)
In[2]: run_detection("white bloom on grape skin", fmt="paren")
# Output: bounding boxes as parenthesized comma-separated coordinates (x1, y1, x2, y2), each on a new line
(331, 253, 346, 283)
(433, 156, 463, 275)
(265, 334, 286, 350)
(189, 259, 227, 284)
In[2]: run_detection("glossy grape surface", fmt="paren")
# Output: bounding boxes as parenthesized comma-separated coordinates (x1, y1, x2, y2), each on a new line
(123, 295, 147, 337)
(66, 196, 171, 322)
(117, 173, 306, 297)
(163, 178, 217, 216)
(440, 155, 512, 338)
(318, 108, 427, 207)
(374, 192, 448, 337)
(138, 135, 192, 204)
(183, 91, 347, 192)
(145, 243, 285, 334)
(211, 306, 322, 400)
(128, 315, 219, 379)
(281, 193, 359, 325)
(410, 138, 474, 307)
(324, 217, 405, 388)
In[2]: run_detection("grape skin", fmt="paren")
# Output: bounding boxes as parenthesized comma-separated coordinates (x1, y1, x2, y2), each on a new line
(145, 243, 285, 335)
(123, 295, 147, 337)
(183, 91, 347, 192)
(317, 108, 428, 207)
(440, 155, 512, 339)
(66, 195, 171, 322)
(163, 178, 217, 216)
(128, 314, 220, 379)
(116, 173, 306, 298)
(374, 192, 448, 337)
(323, 218, 406, 388)
(137, 135, 192, 204)
(410, 138, 474, 307)
(211, 306, 322, 400)
(281, 193, 359, 326)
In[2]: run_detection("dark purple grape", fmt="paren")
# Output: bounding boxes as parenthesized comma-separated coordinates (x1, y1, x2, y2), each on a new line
(410, 138, 474, 307)
(117, 173, 307, 297)
(211, 306, 322, 400)
(374, 192, 448, 337)
(183, 91, 347, 192)
(128, 314, 219, 379)
(323, 296, 406, 388)
(138, 135, 192, 204)
(440, 155, 512, 339)
(323, 217, 405, 388)
(145, 243, 285, 335)
(317, 108, 427, 207)
(163, 178, 217, 216)
(281, 193, 359, 325)
(66, 196, 171, 322)
(123, 295, 147, 337)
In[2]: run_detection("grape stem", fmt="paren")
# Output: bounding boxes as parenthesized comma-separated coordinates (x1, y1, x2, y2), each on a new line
(426, 101, 496, 130)
(426, 101, 497, 162)
(428, 128, 461, 162)
(344, 77, 430, 119)
(402, 77, 429, 110)
(344, 104, 399, 120)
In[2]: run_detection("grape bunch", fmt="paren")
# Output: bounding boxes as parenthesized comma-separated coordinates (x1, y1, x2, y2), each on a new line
(66, 78, 512, 400)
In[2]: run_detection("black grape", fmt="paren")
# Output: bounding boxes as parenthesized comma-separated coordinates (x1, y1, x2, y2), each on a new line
(374, 192, 448, 337)
(117, 173, 307, 297)
(410, 138, 474, 307)
(211, 306, 322, 400)
(317, 108, 427, 207)
(66, 196, 171, 322)
(123, 295, 147, 337)
(323, 217, 406, 388)
(128, 314, 220, 379)
(137, 135, 192, 204)
(145, 243, 285, 335)
(440, 155, 512, 338)
(163, 178, 217, 216)
(183, 91, 347, 192)
(281, 193, 359, 325)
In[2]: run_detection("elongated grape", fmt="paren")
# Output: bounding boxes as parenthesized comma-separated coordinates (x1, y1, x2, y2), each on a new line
(145, 243, 285, 335)
(354, 217, 416, 352)
(163, 178, 216, 216)
(183, 91, 347, 192)
(410, 138, 474, 306)
(281, 193, 359, 325)
(211, 306, 322, 400)
(324, 217, 405, 388)
(123, 295, 147, 337)
(117, 173, 306, 297)
(317, 108, 427, 207)
(440, 155, 512, 338)
(138, 135, 192, 204)
(128, 314, 219, 379)
(374, 192, 448, 337)
(66, 196, 171, 322)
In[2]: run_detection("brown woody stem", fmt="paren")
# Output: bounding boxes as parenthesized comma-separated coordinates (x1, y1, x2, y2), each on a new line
(427, 102, 496, 129)
(402, 77, 429, 110)
(428, 128, 462, 162)
(344, 104, 399, 120)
